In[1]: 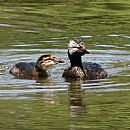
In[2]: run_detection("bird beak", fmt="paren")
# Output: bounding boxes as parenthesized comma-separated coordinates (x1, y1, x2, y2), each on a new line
(57, 59, 64, 63)
(83, 49, 90, 54)
(54, 58, 64, 64)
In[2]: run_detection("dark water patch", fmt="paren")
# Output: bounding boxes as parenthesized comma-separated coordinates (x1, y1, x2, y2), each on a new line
(105, 2, 130, 10)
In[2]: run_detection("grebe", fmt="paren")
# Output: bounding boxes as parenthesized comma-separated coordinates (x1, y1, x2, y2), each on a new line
(9, 54, 63, 79)
(62, 38, 108, 80)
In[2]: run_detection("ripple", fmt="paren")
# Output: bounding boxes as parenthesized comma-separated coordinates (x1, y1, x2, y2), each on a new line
(123, 35, 130, 38)
(51, 37, 68, 40)
(124, 44, 130, 47)
(80, 35, 92, 38)
(4, 9, 16, 12)
(0, 23, 13, 27)
(83, 82, 130, 89)
(16, 29, 38, 33)
(89, 49, 129, 55)
(86, 88, 130, 93)
(96, 44, 123, 49)
(83, 81, 130, 93)
(12, 43, 41, 47)
(108, 34, 120, 37)
(0, 88, 67, 94)
(39, 40, 57, 43)
(0, 87, 67, 100)
(0, 49, 66, 54)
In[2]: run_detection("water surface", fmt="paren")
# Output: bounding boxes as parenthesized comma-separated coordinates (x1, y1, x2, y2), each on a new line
(0, 0, 130, 130)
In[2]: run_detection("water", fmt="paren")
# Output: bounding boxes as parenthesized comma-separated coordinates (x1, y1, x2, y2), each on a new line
(0, 0, 130, 130)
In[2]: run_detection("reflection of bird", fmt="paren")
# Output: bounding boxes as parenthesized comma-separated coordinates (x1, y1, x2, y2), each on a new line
(69, 81, 86, 117)
(62, 38, 108, 80)
(9, 54, 63, 79)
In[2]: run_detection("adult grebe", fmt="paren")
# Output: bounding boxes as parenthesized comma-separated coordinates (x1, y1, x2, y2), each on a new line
(62, 38, 108, 80)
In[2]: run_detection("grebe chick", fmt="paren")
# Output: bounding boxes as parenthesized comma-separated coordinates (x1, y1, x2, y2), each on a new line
(9, 54, 63, 79)
(62, 38, 108, 80)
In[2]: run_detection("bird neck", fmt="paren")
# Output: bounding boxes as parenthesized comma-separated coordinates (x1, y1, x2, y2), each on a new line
(68, 51, 87, 77)
(35, 64, 49, 78)
(68, 51, 83, 68)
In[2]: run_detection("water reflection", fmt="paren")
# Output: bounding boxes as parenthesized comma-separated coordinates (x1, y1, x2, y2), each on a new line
(68, 80, 86, 117)
(68, 80, 87, 130)
(42, 91, 57, 106)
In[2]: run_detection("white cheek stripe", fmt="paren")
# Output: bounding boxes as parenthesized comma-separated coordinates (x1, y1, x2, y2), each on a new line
(68, 47, 78, 55)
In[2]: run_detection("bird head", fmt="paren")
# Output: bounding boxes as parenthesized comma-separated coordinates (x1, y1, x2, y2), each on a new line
(68, 37, 89, 55)
(36, 54, 63, 70)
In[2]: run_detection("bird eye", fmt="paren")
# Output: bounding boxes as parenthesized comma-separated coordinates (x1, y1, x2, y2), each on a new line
(53, 56, 58, 61)
(46, 60, 52, 63)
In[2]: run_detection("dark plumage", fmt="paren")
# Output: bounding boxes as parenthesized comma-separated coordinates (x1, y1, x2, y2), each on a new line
(9, 54, 63, 79)
(62, 38, 108, 80)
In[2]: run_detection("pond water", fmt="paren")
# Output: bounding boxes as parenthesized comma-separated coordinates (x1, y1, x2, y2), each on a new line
(0, 0, 130, 130)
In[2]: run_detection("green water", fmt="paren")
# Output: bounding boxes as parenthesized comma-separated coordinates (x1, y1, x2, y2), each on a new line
(0, 0, 130, 130)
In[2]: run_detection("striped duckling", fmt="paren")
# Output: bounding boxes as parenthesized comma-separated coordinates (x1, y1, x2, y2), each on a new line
(9, 54, 63, 79)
